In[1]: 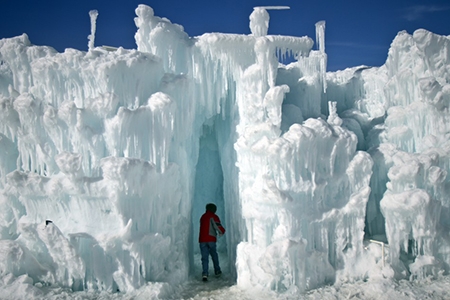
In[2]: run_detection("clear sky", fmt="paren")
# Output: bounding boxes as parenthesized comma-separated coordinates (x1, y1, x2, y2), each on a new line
(1, 0, 449, 71)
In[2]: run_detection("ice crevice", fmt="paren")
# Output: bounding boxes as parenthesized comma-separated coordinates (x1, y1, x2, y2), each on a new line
(0, 3, 450, 298)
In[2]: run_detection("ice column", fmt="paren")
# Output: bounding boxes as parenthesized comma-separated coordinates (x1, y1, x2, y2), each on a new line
(88, 10, 99, 51)
(315, 21, 327, 93)
(315, 21, 325, 53)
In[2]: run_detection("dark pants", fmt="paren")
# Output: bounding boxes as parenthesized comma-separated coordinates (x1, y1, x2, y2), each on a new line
(199, 242, 221, 276)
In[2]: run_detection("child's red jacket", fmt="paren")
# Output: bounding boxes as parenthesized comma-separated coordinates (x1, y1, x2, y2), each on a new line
(199, 210, 225, 243)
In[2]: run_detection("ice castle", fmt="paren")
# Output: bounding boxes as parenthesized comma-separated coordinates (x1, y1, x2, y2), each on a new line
(0, 4, 449, 298)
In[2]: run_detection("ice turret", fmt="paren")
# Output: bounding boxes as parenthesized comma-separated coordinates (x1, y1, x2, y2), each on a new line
(249, 6, 290, 37)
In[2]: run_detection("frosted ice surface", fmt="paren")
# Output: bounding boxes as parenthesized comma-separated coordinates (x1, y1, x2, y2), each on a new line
(0, 4, 450, 299)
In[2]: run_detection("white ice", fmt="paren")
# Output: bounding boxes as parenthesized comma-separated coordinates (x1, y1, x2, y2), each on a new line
(0, 4, 450, 300)
(87, 10, 99, 52)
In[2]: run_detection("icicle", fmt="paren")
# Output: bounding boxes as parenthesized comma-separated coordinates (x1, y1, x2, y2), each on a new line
(88, 10, 99, 51)
(315, 21, 327, 92)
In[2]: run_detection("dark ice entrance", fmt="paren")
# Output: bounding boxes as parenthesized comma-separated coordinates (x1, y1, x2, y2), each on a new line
(190, 123, 228, 277)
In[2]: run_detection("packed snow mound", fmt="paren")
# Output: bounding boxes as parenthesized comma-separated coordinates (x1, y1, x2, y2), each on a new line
(0, 4, 450, 298)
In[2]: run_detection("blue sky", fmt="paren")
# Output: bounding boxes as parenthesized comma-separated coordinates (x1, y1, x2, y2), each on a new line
(1, 0, 449, 71)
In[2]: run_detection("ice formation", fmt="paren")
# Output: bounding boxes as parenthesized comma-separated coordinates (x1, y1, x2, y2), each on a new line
(0, 4, 450, 298)
(88, 10, 99, 51)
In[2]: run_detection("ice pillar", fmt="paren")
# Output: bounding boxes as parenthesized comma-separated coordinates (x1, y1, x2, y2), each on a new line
(315, 21, 327, 93)
(88, 10, 99, 51)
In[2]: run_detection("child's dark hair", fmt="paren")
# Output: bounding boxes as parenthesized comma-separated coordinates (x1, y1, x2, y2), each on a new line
(206, 203, 217, 213)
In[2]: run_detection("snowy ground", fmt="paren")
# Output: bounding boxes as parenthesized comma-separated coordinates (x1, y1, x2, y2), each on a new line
(2, 251, 450, 300)
(174, 254, 450, 300)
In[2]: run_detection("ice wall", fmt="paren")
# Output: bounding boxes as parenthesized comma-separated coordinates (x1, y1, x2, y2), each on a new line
(0, 4, 450, 297)
(379, 30, 450, 278)
(0, 32, 190, 293)
(327, 29, 450, 279)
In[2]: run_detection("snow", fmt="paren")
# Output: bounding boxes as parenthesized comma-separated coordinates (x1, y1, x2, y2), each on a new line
(0, 4, 450, 299)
